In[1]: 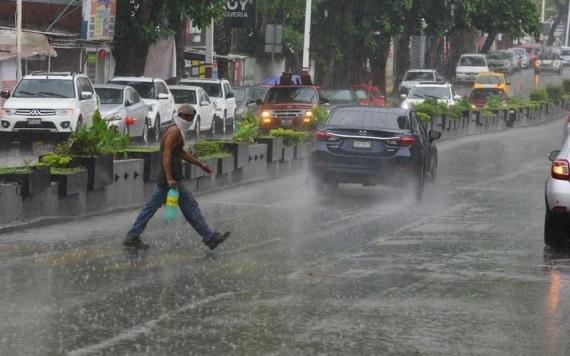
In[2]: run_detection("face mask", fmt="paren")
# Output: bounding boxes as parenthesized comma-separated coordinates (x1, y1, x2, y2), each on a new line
(174, 115, 193, 144)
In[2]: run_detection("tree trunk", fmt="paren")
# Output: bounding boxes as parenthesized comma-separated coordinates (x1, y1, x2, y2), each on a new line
(480, 32, 496, 53)
(395, 33, 411, 89)
(369, 36, 391, 95)
(548, 13, 564, 46)
(171, 16, 186, 82)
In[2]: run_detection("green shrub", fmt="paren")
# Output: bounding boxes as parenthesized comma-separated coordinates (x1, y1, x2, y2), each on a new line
(482, 110, 494, 119)
(508, 96, 526, 109)
(233, 112, 260, 143)
(563, 79, 570, 93)
(192, 140, 228, 158)
(411, 98, 448, 121)
(487, 94, 505, 110)
(39, 152, 72, 168)
(546, 85, 565, 103)
(448, 98, 471, 119)
(529, 88, 549, 102)
(269, 128, 309, 146)
(309, 106, 330, 128)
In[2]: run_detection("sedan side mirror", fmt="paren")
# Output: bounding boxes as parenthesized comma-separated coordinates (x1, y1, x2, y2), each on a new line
(549, 150, 561, 161)
(80, 91, 93, 100)
(226, 92, 234, 99)
(429, 130, 442, 141)
(0, 90, 10, 99)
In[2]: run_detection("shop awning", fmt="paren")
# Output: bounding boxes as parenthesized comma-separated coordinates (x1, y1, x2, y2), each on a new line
(0, 29, 57, 61)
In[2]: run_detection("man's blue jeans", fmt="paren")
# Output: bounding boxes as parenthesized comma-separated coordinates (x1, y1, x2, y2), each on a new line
(126, 181, 214, 241)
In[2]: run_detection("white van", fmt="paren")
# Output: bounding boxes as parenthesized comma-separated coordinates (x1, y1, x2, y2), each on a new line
(456, 54, 489, 82)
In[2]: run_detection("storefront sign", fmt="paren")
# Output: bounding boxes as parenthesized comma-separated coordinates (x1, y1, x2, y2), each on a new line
(225, 0, 255, 28)
(81, 0, 117, 40)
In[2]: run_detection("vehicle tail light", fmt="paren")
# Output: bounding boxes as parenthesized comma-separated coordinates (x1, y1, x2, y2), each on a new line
(553, 206, 568, 213)
(552, 159, 570, 180)
(385, 135, 416, 147)
(315, 130, 339, 142)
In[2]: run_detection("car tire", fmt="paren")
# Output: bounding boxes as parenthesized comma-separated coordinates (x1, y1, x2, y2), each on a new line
(151, 115, 161, 142)
(545, 210, 566, 247)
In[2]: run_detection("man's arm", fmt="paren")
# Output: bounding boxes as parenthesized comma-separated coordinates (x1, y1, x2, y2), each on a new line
(182, 150, 213, 174)
(162, 127, 181, 188)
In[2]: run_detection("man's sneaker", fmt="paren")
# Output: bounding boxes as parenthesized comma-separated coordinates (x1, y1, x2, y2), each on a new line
(123, 237, 150, 250)
(203, 231, 230, 250)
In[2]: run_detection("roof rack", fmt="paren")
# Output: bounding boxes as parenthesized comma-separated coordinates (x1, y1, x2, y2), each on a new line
(29, 71, 75, 76)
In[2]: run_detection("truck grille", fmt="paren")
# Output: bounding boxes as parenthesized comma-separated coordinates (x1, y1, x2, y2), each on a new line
(272, 109, 304, 119)
(15, 109, 56, 116)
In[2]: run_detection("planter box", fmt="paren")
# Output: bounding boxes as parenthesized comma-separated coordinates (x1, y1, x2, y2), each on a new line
(218, 155, 235, 175)
(282, 145, 295, 162)
(71, 154, 113, 191)
(255, 137, 283, 162)
(0, 166, 50, 198)
(126, 150, 161, 182)
(222, 142, 250, 169)
(295, 142, 308, 159)
(51, 169, 88, 196)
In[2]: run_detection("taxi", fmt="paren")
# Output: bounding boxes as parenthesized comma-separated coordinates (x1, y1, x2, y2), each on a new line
(473, 72, 510, 95)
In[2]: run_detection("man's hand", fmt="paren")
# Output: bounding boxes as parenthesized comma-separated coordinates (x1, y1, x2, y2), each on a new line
(202, 163, 213, 175)
(167, 178, 177, 189)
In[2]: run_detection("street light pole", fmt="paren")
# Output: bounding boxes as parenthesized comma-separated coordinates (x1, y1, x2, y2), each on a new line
(16, 0, 22, 81)
(566, 0, 570, 46)
(541, 0, 545, 23)
(302, 0, 312, 74)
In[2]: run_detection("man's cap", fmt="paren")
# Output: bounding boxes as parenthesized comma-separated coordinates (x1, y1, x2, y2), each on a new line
(178, 104, 196, 116)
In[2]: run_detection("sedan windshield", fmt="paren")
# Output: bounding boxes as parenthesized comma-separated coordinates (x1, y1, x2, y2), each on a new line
(183, 82, 222, 98)
(476, 76, 502, 84)
(111, 81, 154, 99)
(321, 90, 354, 102)
(170, 89, 198, 104)
(403, 71, 435, 81)
(13, 79, 74, 98)
(470, 89, 505, 100)
(409, 87, 451, 100)
(459, 56, 486, 66)
(487, 51, 510, 60)
(265, 87, 318, 104)
(327, 109, 410, 130)
(540, 53, 558, 60)
(95, 88, 123, 104)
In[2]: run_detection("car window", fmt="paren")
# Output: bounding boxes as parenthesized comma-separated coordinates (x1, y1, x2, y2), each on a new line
(403, 71, 435, 81)
(12, 78, 75, 98)
(476, 76, 502, 84)
(487, 51, 510, 60)
(409, 86, 451, 100)
(111, 81, 155, 99)
(459, 56, 486, 66)
(470, 89, 505, 100)
(200, 89, 211, 104)
(130, 89, 141, 104)
(95, 88, 123, 104)
(321, 90, 354, 102)
(82, 78, 95, 93)
(170, 89, 198, 104)
(265, 87, 319, 104)
(157, 82, 169, 95)
(327, 110, 410, 130)
(355, 89, 368, 100)
(540, 52, 558, 60)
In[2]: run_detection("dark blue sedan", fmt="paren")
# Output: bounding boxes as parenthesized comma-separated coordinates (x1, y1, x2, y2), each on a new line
(309, 107, 441, 200)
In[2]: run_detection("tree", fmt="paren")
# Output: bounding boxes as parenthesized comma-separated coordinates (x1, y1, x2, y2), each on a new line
(547, 0, 568, 46)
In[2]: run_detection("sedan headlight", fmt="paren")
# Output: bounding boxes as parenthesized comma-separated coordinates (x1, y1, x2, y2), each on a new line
(55, 108, 74, 116)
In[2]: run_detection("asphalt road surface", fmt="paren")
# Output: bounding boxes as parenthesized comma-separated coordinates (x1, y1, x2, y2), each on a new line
(0, 115, 569, 355)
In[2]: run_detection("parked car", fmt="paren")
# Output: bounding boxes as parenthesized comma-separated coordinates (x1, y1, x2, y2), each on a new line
(534, 51, 562, 74)
(545, 138, 570, 246)
(0, 72, 99, 140)
(108, 76, 175, 141)
(400, 83, 461, 110)
(473, 72, 510, 94)
(257, 85, 327, 130)
(560, 47, 570, 67)
(399, 69, 446, 95)
(310, 107, 441, 201)
(233, 85, 269, 119)
(179, 78, 237, 132)
(456, 54, 490, 82)
(94, 84, 150, 141)
(320, 88, 362, 109)
(509, 47, 530, 69)
(518, 44, 542, 66)
(486, 50, 514, 74)
(168, 85, 216, 136)
(468, 88, 509, 109)
(351, 84, 385, 107)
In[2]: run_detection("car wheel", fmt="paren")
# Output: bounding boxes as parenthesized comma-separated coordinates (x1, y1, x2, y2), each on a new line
(75, 116, 84, 132)
(151, 115, 161, 142)
(545, 210, 566, 247)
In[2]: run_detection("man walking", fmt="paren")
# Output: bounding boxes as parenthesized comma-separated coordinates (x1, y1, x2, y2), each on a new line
(123, 104, 230, 250)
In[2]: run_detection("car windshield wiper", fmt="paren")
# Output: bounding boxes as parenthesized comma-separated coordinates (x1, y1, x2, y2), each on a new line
(411, 94, 425, 99)
(37, 91, 68, 98)
(14, 91, 38, 97)
(424, 94, 444, 100)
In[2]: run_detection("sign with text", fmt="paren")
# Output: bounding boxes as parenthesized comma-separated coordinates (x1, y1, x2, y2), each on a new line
(81, 0, 117, 41)
(225, 0, 255, 28)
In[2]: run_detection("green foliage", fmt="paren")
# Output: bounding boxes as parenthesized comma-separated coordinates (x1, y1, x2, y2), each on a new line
(448, 98, 471, 119)
(269, 128, 309, 146)
(529, 88, 549, 102)
(309, 106, 330, 128)
(411, 98, 448, 121)
(125, 146, 160, 153)
(563, 79, 570, 94)
(192, 140, 228, 158)
(40, 153, 72, 168)
(482, 110, 494, 119)
(487, 95, 504, 110)
(50, 167, 86, 175)
(233, 112, 260, 143)
(507, 96, 527, 110)
(546, 85, 565, 103)
(55, 111, 130, 156)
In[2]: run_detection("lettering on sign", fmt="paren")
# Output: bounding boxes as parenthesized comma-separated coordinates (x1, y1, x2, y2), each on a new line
(225, 0, 255, 28)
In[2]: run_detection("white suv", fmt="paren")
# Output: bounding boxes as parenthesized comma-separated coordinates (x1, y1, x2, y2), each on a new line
(179, 78, 237, 132)
(109, 77, 176, 141)
(0, 72, 99, 139)
(456, 54, 490, 82)
(400, 82, 461, 110)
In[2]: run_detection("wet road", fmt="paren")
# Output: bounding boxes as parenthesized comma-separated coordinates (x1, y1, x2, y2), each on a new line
(1, 115, 569, 355)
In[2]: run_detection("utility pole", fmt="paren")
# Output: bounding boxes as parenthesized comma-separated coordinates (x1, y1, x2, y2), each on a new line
(302, 0, 312, 74)
(541, 0, 545, 23)
(566, 0, 570, 46)
(16, 0, 22, 81)
(205, 18, 214, 79)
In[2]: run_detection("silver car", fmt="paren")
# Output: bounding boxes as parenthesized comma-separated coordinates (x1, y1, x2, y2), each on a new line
(545, 136, 570, 246)
(94, 84, 150, 141)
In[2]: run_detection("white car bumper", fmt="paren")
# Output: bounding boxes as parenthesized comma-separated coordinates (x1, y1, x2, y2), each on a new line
(0, 113, 75, 133)
(546, 178, 570, 212)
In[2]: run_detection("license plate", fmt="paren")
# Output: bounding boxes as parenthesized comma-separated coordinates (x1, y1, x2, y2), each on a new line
(281, 120, 292, 126)
(27, 118, 41, 126)
(353, 140, 371, 149)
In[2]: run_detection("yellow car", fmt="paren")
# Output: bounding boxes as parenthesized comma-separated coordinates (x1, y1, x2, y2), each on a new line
(473, 72, 510, 95)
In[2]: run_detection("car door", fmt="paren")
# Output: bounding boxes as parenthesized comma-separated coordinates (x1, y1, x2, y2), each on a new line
(410, 112, 430, 175)
(199, 88, 215, 130)
(78, 78, 97, 126)
(155, 81, 171, 124)
(224, 81, 237, 120)
(126, 88, 146, 137)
